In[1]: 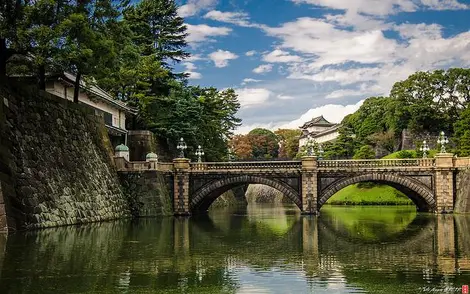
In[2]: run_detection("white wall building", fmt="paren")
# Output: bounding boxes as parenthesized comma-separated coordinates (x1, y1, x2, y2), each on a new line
(299, 116, 341, 147)
(45, 72, 135, 145)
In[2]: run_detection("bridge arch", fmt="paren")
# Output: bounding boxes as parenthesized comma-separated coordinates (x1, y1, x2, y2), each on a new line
(318, 173, 436, 212)
(190, 175, 302, 212)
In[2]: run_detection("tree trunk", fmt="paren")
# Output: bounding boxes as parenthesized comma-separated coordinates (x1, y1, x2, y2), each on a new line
(38, 64, 46, 90)
(73, 72, 81, 103)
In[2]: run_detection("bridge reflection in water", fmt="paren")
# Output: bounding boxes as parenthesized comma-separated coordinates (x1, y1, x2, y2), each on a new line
(0, 206, 469, 293)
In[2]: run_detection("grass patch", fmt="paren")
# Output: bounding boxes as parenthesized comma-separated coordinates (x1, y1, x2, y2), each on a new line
(381, 149, 438, 159)
(326, 184, 413, 205)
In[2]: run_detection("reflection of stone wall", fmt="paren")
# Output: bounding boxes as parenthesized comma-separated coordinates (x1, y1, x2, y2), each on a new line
(455, 168, 470, 213)
(0, 221, 128, 293)
(0, 84, 130, 230)
(212, 185, 248, 208)
(119, 171, 173, 216)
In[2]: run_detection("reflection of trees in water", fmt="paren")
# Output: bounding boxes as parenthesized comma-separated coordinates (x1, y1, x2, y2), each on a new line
(1, 209, 469, 293)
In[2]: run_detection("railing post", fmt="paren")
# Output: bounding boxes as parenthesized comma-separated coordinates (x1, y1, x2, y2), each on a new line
(301, 156, 319, 215)
(173, 158, 191, 216)
(434, 153, 455, 213)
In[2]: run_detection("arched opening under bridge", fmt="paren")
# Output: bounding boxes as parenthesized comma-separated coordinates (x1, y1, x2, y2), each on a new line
(318, 173, 436, 212)
(190, 175, 302, 213)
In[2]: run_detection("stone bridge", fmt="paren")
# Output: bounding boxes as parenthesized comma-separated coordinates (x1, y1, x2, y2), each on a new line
(115, 153, 470, 216)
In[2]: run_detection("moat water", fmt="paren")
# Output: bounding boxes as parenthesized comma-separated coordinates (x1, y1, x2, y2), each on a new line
(0, 205, 469, 293)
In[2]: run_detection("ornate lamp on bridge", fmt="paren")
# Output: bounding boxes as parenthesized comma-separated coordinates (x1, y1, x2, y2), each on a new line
(177, 138, 187, 158)
(318, 143, 324, 160)
(420, 140, 430, 158)
(195, 145, 205, 163)
(306, 135, 316, 156)
(437, 131, 449, 153)
(227, 147, 234, 162)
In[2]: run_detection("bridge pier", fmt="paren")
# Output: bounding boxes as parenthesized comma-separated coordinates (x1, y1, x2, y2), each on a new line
(434, 153, 455, 213)
(173, 158, 191, 216)
(301, 156, 319, 215)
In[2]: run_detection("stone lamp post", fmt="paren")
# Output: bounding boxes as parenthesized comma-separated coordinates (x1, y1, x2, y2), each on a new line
(115, 144, 129, 161)
(306, 135, 316, 156)
(146, 152, 158, 169)
(318, 143, 324, 160)
(420, 140, 430, 158)
(177, 138, 187, 158)
(195, 145, 204, 163)
(437, 131, 449, 153)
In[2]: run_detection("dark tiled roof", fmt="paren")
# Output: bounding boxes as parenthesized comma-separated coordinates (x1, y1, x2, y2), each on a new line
(300, 115, 335, 129)
(60, 72, 137, 114)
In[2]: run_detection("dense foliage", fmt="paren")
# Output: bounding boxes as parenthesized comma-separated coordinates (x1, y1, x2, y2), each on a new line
(0, 0, 241, 160)
(230, 128, 301, 160)
(322, 68, 470, 159)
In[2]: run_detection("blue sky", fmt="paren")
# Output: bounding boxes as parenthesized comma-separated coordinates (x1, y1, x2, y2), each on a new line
(175, 0, 470, 133)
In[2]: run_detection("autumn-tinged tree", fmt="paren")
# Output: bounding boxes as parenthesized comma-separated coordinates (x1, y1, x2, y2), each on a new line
(248, 128, 279, 159)
(275, 129, 301, 159)
(230, 134, 252, 160)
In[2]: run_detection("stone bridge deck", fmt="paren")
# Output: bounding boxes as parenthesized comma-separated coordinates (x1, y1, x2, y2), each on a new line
(115, 154, 470, 216)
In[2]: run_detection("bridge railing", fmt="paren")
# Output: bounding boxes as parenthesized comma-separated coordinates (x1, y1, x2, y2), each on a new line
(190, 161, 302, 171)
(318, 158, 435, 168)
(454, 157, 470, 168)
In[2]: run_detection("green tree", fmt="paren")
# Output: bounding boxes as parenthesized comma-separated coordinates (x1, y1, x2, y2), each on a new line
(0, 0, 26, 79)
(58, 0, 119, 102)
(248, 128, 279, 159)
(143, 84, 241, 161)
(454, 107, 470, 156)
(353, 145, 376, 159)
(123, 0, 188, 66)
(275, 129, 301, 159)
(20, 0, 69, 89)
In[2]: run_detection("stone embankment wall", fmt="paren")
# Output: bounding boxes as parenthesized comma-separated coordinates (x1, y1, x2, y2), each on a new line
(119, 171, 173, 216)
(0, 84, 129, 231)
(245, 184, 290, 204)
(455, 168, 470, 213)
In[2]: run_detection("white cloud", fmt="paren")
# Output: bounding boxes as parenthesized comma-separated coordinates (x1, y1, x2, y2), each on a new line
(265, 19, 399, 68)
(325, 89, 363, 99)
(235, 100, 364, 134)
(241, 78, 262, 85)
(245, 50, 257, 56)
(291, 0, 417, 16)
(291, 0, 468, 16)
(204, 10, 252, 27)
(263, 49, 302, 63)
(183, 62, 197, 71)
(235, 88, 272, 108)
(178, 0, 217, 17)
(277, 94, 295, 100)
(420, 0, 468, 10)
(185, 24, 231, 44)
(253, 64, 273, 74)
(394, 22, 443, 39)
(187, 71, 202, 79)
(183, 62, 202, 79)
(186, 54, 204, 61)
(208, 50, 239, 67)
(261, 16, 470, 99)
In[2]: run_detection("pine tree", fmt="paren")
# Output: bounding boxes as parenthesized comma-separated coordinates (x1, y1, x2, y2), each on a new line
(0, 0, 26, 79)
(124, 0, 188, 66)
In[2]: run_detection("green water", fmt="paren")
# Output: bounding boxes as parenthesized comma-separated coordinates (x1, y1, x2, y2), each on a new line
(0, 205, 469, 293)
